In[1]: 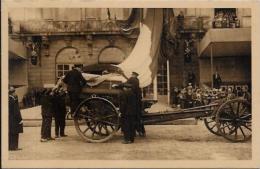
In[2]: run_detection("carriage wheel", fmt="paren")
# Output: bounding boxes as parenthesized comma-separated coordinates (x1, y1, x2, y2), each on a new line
(74, 97, 120, 143)
(204, 116, 221, 136)
(216, 99, 251, 142)
(204, 100, 222, 136)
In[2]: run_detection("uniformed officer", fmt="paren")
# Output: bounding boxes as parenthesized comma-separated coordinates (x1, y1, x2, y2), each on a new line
(62, 65, 87, 116)
(113, 71, 144, 144)
(53, 88, 67, 138)
(40, 89, 55, 142)
(9, 86, 23, 151)
(119, 85, 136, 144)
(129, 72, 145, 137)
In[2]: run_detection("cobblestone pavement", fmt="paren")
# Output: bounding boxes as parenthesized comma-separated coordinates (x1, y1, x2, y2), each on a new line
(9, 120, 251, 160)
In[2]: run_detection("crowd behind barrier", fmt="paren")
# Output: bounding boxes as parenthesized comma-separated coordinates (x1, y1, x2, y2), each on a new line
(171, 84, 251, 109)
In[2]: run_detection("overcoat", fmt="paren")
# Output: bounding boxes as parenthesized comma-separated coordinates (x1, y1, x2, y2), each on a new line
(9, 95, 23, 134)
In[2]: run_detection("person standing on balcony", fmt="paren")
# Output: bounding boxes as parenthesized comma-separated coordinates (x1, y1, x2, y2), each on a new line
(62, 65, 86, 116)
(9, 86, 23, 151)
(213, 70, 222, 89)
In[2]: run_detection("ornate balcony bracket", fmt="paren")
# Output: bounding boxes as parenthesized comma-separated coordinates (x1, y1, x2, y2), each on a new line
(42, 36, 50, 56)
(86, 35, 93, 57)
(107, 38, 115, 47)
(24, 36, 42, 66)
(64, 36, 72, 47)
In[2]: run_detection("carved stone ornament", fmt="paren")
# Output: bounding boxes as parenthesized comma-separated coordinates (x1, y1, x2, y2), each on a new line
(107, 38, 115, 47)
(64, 36, 72, 47)
(42, 36, 50, 56)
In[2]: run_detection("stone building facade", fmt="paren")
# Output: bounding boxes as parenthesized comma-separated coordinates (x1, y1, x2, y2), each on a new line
(8, 8, 251, 104)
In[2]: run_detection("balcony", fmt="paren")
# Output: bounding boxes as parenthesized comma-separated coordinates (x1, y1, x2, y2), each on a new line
(10, 19, 136, 35)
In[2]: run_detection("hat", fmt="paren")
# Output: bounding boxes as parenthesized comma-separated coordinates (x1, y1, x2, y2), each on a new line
(132, 72, 139, 76)
(74, 64, 82, 68)
(9, 86, 15, 93)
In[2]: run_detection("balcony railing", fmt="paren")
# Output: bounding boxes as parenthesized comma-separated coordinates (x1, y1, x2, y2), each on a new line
(11, 19, 129, 34)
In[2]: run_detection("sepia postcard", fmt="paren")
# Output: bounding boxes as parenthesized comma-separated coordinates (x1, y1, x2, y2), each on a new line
(1, 0, 260, 168)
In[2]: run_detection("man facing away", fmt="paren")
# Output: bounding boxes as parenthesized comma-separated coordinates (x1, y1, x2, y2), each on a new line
(40, 89, 55, 142)
(9, 86, 23, 151)
(53, 88, 67, 138)
(62, 65, 87, 116)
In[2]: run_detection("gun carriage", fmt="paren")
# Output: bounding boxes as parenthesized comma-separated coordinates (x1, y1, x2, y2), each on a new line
(70, 64, 251, 143)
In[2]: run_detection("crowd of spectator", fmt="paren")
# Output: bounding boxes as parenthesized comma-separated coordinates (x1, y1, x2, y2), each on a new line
(213, 10, 240, 28)
(22, 88, 46, 108)
(171, 83, 251, 109)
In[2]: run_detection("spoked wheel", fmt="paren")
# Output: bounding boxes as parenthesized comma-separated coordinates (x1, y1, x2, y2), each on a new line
(216, 99, 251, 142)
(74, 97, 120, 143)
(204, 100, 222, 136)
(204, 116, 221, 136)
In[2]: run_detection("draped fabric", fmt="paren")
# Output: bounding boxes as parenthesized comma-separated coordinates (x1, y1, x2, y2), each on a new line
(161, 8, 178, 59)
(116, 8, 141, 31)
(117, 8, 163, 88)
(83, 9, 164, 88)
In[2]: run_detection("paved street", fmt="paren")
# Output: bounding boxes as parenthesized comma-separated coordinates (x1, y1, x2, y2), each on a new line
(9, 120, 251, 160)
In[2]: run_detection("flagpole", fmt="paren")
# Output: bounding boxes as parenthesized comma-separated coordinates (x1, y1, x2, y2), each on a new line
(167, 59, 170, 105)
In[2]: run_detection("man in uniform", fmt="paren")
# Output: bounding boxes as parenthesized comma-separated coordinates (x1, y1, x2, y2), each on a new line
(40, 89, 55, 142)
(9, 86, 23, 151)
(62, 65, 86, 116)
(53, 88, 67, 138)
(113, 72, 144, 144)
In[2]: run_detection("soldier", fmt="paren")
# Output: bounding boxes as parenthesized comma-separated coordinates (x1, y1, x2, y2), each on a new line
(40, 89, 55, 142)
(9, 86, 23, 151)
(53, 88, 67, 138)
(62, 65, 86, 116)
(127, 72, 145, 137)
(119, 86, 136, 144)
(113, 72, 144, 144)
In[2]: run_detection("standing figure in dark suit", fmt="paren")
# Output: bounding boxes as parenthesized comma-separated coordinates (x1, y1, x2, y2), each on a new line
(113, 72, 144, 144)
(62, 65, 86, 116)
(9, 86, 23, 151)
(213, 71, 222, 89)
(40, 89, 55, 142)
(127, 72, 145, 137)
(53, 88, 67, 138)
(119, 86, 136, 144)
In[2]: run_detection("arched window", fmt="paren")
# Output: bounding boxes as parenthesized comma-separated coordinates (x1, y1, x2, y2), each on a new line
(55, 47, 83, 79)
(98, 47, 126, 64)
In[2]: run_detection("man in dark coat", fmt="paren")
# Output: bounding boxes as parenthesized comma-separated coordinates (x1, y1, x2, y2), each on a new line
(128, 72, 145, 137)
(8, 87, 23, 151)
(62, 65, 86, 116)
(9, 86, 23, 151)
(119, 87, 136, 144)
(213, 71, 222, 89)
(40, 89, 55, 142)
(53, 88, 67, 138)
(114, 72, 144, 144)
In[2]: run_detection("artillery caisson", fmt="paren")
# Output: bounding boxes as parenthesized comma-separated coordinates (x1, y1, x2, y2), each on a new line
(72, 65, 251, 143)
